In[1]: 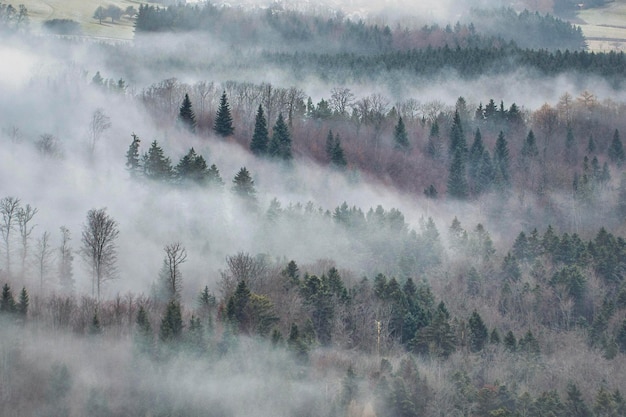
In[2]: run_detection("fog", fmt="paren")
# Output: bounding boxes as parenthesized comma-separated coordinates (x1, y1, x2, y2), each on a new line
(1, 3, 626, 416)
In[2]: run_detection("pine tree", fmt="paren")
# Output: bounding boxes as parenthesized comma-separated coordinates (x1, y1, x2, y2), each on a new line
(0, 283, 16, 313)
(493, 131, 511, 191)
(468, 310, 488, 352)
(17, 287, 28, 316)
(160, 300, 183, 342)
(250, 105, 269, 156)
(449, 110, 467, 158)
(207, 164, 224, 187)
(177, 93, 196, 133)
(214, 91, 234, 137)
(125, 133, 141, 177)
(176, 148, 209, 184)
(447, 149, 469, 199)
(608, 129, 625, 166)
(393, 116, 410, 151)
(565, 383, 593, 417)
(268, 113, 292, 160)
(232, 167, 257, 209)
(142, 140, 173, 181)
(327, 132, 347, 168)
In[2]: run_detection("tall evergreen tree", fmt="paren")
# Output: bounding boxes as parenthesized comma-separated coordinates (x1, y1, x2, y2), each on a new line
(393, 116, 410, 151)
(214, 91, 234, 137)
(493, 131, 511, 191)
(449, 110, 467, 158)
(17, 287, 28, 316)
(177, 93, 196, 133)
(142, 140, 173, 181)
(0, 283, 16, 313)
(160, 300, 183, 342)
(250, 105, 269, 156)
(565, 383, 593, 417)
(207, 164, 225, 187)
(565, 126, 577, 164)
(447, 149, 469, 199)
(468, 310, 488, 352)
(608, 129, 625, 166)
(426, 120, 442, 159)
(268, 113, 292, 160)
(326, 131, 347, 168)
(125, 133, 141, 177)
(232, 167, 257, 209)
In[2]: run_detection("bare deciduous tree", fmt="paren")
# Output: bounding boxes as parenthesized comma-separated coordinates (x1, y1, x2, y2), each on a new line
(159, 242, 187, 301)
(81, 208, 119, 301)
(330, 87, 354, 117)
(35, 231, 53, 292)
(58, 226, 74, 293)
(88, 108, 111, 155)
(0, 196, 21, 278)
(17, 203, 37, 279)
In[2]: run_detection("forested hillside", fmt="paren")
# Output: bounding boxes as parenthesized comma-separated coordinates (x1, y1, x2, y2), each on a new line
(1, 1, 626, 417)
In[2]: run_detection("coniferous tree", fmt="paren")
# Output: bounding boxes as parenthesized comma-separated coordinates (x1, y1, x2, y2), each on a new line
(214, 91, 234, 137)
(89, 311, 102, 335)
(587, 135, 596, 154)
(493, 131, 511, 191)
(250, 105, 269, 156)
(449, 110, 467, 158)
(565, 126, 577, 164)
(142, 140, 173, 181)
(177, 93, 196, 133)
(232, 167, 257, 209)
(125, 133, 141, 177)
(327, 131, 347, 168)
(503, 330, 517, 351)
(565, 383, 593, 417)
(176, 148, 209, 184)
(268, 113, 292, 160)
(426, 120, 442, 159)
(160, 300, 183, 342)
(608, 129, 625, 166)
(207, 164, 225, 187)
(17, 287, 28, 316)
(393, 116, 410, 151)
(468, 310, 488, 352)
(447, 149, 469, 199)
(0, 283, 16, 313)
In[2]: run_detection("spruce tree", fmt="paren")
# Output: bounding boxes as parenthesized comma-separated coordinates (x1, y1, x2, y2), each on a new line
(426, 120, 442, 159)
(493, 131, 511, 191)
(160, 300, 183, 342)
(250, 105, 269, 156)
(125, 133, 141, 177)
(565, 383, 593, 417)
(177, 93, 196, 133)
(142, 140, 173, 181)
(608, 129, 625, 166)
(0, 283, 16, 313)
(214, 91, 234, 137)
(393, 116, 410, 151)
(327, 131, 347, 168)
(207, 164, 225, 187)
(17, 287, 28, 316)
(447, 149, 469, 199)
(449, 110, 467, 158)
(232, 167, 257, 208)
(268, 113, 292, 160)
(468, 310, 488, 352)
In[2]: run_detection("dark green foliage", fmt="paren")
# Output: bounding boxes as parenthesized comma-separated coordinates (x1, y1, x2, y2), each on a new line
(565, 383, 593, 417)
(175, 148, 209, 184)
(490, 328, 501, 344)
(159, 300, 183, 342)
(268, 113, 292, 160)
(426, 120, 442, 159)
(89, 312, 102, 335)
(501, 252, 521, 282)
(594, 386, 619, 417)
(468, 310, 488, 352)
(341, 366, 358, 406)
(616, 319, 626, 353)
(411, 301, 455, 358)
(250, 105, 269, 156)
(521, 130, 539, 160)
(17, 287, 28, 316)
(177, 93, 196, 133)
(142, 140, 173, 181)
(565, 126, 577, 164)
(326, 131, 347, 168)
(518, 330, 540, 356)
(125, 133, 141, 177)
(207, 164, 225, 187)
(44, 18, 80, 35)
(232, 167, 257, 208)
(608, 129, 624, 166)
(424, 184, 437, 199)
(532, 390, 564, 417)
(448, 110, 466, 158)
(214, 91, 234, 137)
(287, 323, 309, 363)
(0, 283, 16, 313)
(226, 280, 251, 329)
(493, 131, 511, 191)
(300, 273, 335, 345)
(503, 330, 517, 351)
(587, 135, 596, 154)
(468, 128, 492, 195)
(447, 149, 469, 199)
(393, 116, 410, 151)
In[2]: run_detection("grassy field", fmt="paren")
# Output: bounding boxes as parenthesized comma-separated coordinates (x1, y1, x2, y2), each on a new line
(20, 0, 143, 40)
(575, 0, 626, 51)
